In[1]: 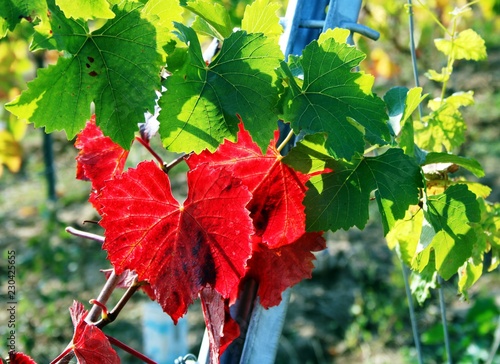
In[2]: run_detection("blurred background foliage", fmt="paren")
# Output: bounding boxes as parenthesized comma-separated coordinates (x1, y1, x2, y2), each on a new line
(0, 0, 499, 363)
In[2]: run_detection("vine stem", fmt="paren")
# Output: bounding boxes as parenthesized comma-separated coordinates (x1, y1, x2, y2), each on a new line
(135, 136, 164, 165)
(163, 152, 190, 173)
(276, 129, 295, 153)
(106, 335, 158, 364)
(96, 281, 141, 328)
(49, 345, 73, 364)
(65, 226, 104, 243)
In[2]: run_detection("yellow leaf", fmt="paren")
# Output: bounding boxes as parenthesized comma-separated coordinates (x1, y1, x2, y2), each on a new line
(0, 130, 22, 175)
(434, 29, 487, 61)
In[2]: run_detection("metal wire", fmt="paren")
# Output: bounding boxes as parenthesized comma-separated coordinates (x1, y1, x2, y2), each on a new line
(401, 263, 424, 364)
(407, 1, 452, 362)
(438, 275, 453, 363)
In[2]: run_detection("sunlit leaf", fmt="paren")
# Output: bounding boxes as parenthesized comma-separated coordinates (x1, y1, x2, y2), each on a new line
(423, 152, 484, 177)
(241, 0, 283, 41)
(0, 130, 22, 175)
(159, 24, 282, 153)
(434, 29, 487, 61)
(285, 134, 422, 233)
(55, 0, 114, 20)
(184, 0, 233, 40)
(415, 92, 474, 152)
(414, 185, 481, 280)
(5, 1, 163, 149)
(278, 30, 390, 160)
(100, 161, 254, 322)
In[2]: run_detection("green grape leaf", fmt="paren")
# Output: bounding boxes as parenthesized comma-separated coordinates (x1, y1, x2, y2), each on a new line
(423, 152, 484, 177)
(241, 0, 283, 41)
(55, 0, 115, 20)
(159, 24, 282, 153)
(460, 181, 491, 199)
(410, 263, 438, 305)
(415, 185, 481, 280)
(284, 134, 422, 232)
(384, 86, 425, 137)
(458, 260, 482, 299)
(386, 206, 423, 265)
(278, 30, 390, 160)
(434, 29, 487, 61)
(415, 92, 474, 152)
(184, 0, 233, 40)
(5, 1, 163, 149)
(143, 0, 184, 56)
(0, 0, 47, 37)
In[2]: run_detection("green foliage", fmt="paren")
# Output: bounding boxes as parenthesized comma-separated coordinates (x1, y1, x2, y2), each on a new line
(159, 23, 283, 153)
(278, 29, 390, 160)
(55, 0, 115, 20)
(1, 0, 498, 361)
(5, 1, 164, 149)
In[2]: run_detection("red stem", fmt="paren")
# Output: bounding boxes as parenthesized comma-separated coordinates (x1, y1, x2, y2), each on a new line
(135, 136, 164, 165)
(49, 345, 73, 364)
(106, 335, 158, 364)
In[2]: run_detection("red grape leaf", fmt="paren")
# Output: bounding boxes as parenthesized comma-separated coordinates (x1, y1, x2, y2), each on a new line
(187, 124, 323, 248)
(200, 287, 240, 364)
(99, 161, 254, 322)
(75, 115, 130, 210)
(247, 233, 326, 308)
(68, 301, 120, 364)
(8, 352, 37, 364)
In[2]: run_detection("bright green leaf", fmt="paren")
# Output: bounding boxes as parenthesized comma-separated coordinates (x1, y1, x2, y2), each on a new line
(458, 260, 483, 299)
(318, 28, 350, 44)
(386, 206, 423, 265)
(5, 1, 163, 149)
(55, 0, 114, 20)
(241, 0, 282, 41)
(415, 92, 474, 152)
(285, 135, 422, 232)
(159, 24, 282, 153)
(428, 91, 474, 110)
(416, 185, 481, 280)
(423, 152, 484, 177)
(143, 0, 184, 57)
(282, 133, 331, 174)
(460, 181, 491, 199)
(434, 29, 487, 61)
(0, 0, 47, 37)
(184, 0, 233, 40)
(410, 263, 438, 305)
(278, 32, 390, 160)
(384, 86, 425, 138)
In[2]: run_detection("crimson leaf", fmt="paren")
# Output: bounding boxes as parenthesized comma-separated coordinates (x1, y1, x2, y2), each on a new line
(99, 161, 254, 322)
(187, 124, 325, 248)
(247, 233, 326, 308)
(200, 287, 240, 364)
(68, 301, 120, 364)
(8, 352, 37, 364)
(75, 115, 129, 210)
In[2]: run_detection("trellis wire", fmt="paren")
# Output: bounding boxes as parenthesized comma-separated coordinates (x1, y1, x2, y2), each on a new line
(401, 262, 424, 364)
(407, 1, 452, 363)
